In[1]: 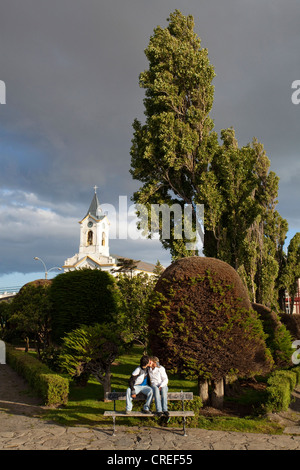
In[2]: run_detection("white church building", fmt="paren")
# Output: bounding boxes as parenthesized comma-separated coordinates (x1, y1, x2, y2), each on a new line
(63, 189, 159, 276)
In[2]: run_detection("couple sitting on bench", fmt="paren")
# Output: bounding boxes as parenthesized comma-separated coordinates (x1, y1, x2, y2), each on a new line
(126, 355, 169, 418)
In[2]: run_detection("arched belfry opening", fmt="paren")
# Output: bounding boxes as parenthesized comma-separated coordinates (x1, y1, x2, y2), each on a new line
(87, 230, 93, 246)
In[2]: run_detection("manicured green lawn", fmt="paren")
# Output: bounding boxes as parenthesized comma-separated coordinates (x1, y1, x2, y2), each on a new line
(41, 344, 284, 434)
(42, 345, 196, 428)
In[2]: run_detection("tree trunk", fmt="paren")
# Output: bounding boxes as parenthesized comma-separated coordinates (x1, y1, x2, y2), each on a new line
(278, 287, 287, 313)
(211, 379, 224, 409)
(74, 372, 90, 387)
(224, 375, 240, 396)
(101, 366, 112, 401)
(88, 361, 113, 400)
(36, 341, 41, 360)
(198, 378, 209, 405)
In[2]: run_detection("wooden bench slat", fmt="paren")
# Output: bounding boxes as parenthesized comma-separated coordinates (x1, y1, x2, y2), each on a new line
(104, 411, 195, 417)
(105, 392, 193, 401)
(104, 390, 195, 437)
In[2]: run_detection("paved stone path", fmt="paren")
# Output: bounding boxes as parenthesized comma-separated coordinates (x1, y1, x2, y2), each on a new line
(1, 364, 300, 451)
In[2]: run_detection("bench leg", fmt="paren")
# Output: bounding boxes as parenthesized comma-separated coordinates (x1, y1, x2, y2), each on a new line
(112, 416, 116, 436)
(182, 417, 187, 437)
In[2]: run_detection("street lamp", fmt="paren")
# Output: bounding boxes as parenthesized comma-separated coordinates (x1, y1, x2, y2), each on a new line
(33, 257, 62, 279)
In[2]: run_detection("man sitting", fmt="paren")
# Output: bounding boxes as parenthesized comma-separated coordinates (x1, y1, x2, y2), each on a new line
(125, 355, 153, 414)
(149, 356, 169, 418)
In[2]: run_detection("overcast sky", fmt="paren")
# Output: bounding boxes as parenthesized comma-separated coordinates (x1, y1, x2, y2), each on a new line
(0, 0, 299, 288)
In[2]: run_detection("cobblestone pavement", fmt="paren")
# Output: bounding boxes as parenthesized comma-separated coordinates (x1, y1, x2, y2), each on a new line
(1, 364, 300, 451)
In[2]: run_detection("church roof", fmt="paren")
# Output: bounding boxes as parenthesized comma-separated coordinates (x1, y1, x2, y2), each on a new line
(112, 255, 162, 274)
(84, 191, 102, 219)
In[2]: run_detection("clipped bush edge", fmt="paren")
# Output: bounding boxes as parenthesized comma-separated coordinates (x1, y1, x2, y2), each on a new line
(264, 367, 300, 413)
(6, 343, 69, 406)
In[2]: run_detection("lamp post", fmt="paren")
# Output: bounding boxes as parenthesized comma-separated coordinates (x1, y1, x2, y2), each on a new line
(33, 257, 62, 279)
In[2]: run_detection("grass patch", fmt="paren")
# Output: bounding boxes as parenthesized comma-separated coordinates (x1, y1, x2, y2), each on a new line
(197, 415, 283, 434)
(41, 344, 284, 434)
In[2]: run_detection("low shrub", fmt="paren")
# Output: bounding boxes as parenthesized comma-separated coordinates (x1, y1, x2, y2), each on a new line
(252, 303, 294, 367)
(167, 395, 203, 427)
(6, 343, 69, 406)
(292, 366, 300, 385)
(40, 346, 62, 372)
(128, 394, 202, 428)
(264, 368, 300, 412)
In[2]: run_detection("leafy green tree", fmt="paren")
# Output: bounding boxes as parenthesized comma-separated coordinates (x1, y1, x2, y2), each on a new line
(0, 301, 10, 331)
(250, 140, 288, 307)
(283, 233, 300, 313)
(153, 260, 165, 276)
(117, 273, 156, 351)
(112, 258, 139, 278)
(59, 323, 124, 396)
(50, 269, 121, 343)
(130, 10, 288, 309)
(130, 10, 217, 258)
(8, 280, 52, 356)
(204, 129, 262, 269)
(204, 131, 288, 308)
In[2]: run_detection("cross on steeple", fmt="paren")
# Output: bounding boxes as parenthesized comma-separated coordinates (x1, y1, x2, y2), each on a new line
(93, 185, 98, 194)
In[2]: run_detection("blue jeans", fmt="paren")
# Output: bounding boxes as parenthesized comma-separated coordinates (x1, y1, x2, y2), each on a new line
(126, 385, 153, 412)
(152, 385, 168, 412)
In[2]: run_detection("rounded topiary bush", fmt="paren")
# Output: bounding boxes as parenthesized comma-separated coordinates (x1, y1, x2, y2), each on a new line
(19, 279, 52, 291)
(50, 269, 121, 343)
(149, 256, 273, 385)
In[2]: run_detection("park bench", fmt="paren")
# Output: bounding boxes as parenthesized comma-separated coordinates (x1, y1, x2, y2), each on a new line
(104, 390, 194, 436)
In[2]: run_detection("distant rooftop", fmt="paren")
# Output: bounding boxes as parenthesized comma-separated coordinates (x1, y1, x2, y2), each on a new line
(112, 255, 164, 274)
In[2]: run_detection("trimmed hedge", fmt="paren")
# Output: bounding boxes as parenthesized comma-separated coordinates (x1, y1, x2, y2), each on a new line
(265, 367, 300, 412)
(50, 269, 121, 343)
(252, 303, 294, 367)
(149, 256, 273, 383)
(6, 344, 69, 406)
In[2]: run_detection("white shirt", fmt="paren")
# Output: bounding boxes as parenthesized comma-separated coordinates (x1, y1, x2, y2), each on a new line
(149, 365, 168, 388)
(130, 367, 148, 387)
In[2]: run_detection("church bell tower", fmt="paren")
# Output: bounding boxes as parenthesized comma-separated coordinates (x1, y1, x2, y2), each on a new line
(63, 187, 116, 272)
(79, 186, 110, 258)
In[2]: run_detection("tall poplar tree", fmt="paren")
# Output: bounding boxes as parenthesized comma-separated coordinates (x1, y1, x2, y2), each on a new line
(130, 9, 289, 309)
(204, 131, 288, 307)
(282, 233, 300, 312)
(130, 10, 217, 258)
(203, 128, 262, 269)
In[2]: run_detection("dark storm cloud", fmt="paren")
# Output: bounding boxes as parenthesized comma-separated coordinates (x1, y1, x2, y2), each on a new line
(0, 0, 299, 277)
(0, 0, 146, 201)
